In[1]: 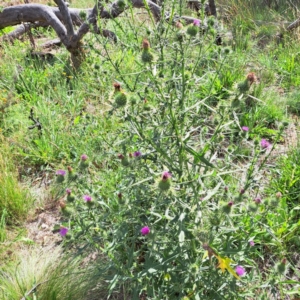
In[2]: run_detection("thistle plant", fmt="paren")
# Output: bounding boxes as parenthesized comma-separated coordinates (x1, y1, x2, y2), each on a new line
(47, 1, 292, 298)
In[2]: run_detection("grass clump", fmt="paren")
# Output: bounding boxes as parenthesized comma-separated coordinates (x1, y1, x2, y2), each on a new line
(0, 246, 101, 300)
(0, 136, 32, 224)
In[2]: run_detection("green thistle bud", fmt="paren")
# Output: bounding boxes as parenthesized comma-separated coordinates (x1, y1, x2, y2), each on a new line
(60, 202, 73, 216)
(224, 47, 230, 55)
(141, 50, 154, 63)
(237, 80, 250, 93)
(56, 170, 66, 183)
(158, 180, 171, 191)
(269, 197, 279, 207)
(221, 201, 233, 214)
(114, 92, 127, 107)
(276, 258, 287, 275)
(248, 202, 258, 212)
(79, 154, 89, 170)
(130, 96, 137, 105)
(208, 17, 215, 27)
(187, 25, 198, 37)
(67, 166, 77, 181)
(67, 194, 75, 202)
(158, 171, 172, 191)
(176, 31, 185, 42)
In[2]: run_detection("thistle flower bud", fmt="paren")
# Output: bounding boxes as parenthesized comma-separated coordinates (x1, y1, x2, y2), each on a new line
(248, 202, 258, 212)
(141, 50, 154, 63)
(187, 24, 198, 37)
(83, 195, 94, 207)
(246, 72, 257, 85)
(67, 166, 77, 181)
(79, 154, 89, 170)
(56, 170, 66, 183)
(66, 188, 75, 202)
(276, 258, 287, 275)
(118, 154, 130, 166)
(254, 197, 262, 204)
(142, 39, 150, 50)
(158, 171, 172, 191)
(221, 201, 233, 214)
(175, 21, 183, 29)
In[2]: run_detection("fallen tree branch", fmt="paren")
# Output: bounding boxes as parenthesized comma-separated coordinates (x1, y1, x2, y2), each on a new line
(287, 17, 300, 31)
(0, 0, 204, 67)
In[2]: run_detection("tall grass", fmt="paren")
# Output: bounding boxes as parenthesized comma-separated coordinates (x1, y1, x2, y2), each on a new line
(0, 136, 33, 224)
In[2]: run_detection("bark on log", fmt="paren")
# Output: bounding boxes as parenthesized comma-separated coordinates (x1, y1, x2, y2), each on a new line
(0, 0, 202, 67)
(287, 18, 300, 31)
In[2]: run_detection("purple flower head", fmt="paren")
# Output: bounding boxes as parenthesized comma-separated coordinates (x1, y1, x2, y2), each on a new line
(254, 197, 261, 204)
(81, 154, 88, 161)
(56, 169, 66, 176)
(133, 151, 142, 157)
(235, 265, 246, 276)
(193, 19, 200, 26)
(228, 201, 234, 207)
(66, 188, 71, 195)
(249, 240, 255, 247)
(240, 188, 245, 195)
(242, 126, 249, 132)
(261, 139, 271, 149)
(162, 171, 172, 181)
(83, 195, 92, 202)
(59, 227, 68, 237)
(141, 226, 150, 236)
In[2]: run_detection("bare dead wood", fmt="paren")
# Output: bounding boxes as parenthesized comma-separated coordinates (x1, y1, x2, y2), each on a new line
(208, 0, 217, 17)
(40, 38, 62, 48)
(287, 18, 300, 31)
(0, 0, 202, 68)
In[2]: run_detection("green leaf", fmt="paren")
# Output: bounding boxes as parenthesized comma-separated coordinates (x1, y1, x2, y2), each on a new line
(179, 230, 185, 245)
(185, 145, 215, 168)
(148, 268, 157, 274)
(74, 116, 81, 125)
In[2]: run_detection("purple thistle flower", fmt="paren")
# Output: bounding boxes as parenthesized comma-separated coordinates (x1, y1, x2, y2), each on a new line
(133, 151, 142, 157)
(261, 139, 271, 149)
(242, 126, 249, 132)
(56, 170, 66, 176)
(228, 201, 234, 207)
(162, 171, 172, 181)
(83, 195, 92, 202)
(249, 240, 255, 247)
(66, 188, 71, 195)
(254, 197, 261, 204)
(193, 19, 200, 26)
(141, 226, 150, 236)
(235, 265, 246, 276)
(81, 154, 88, 161)
(59, 227, 68, 237)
